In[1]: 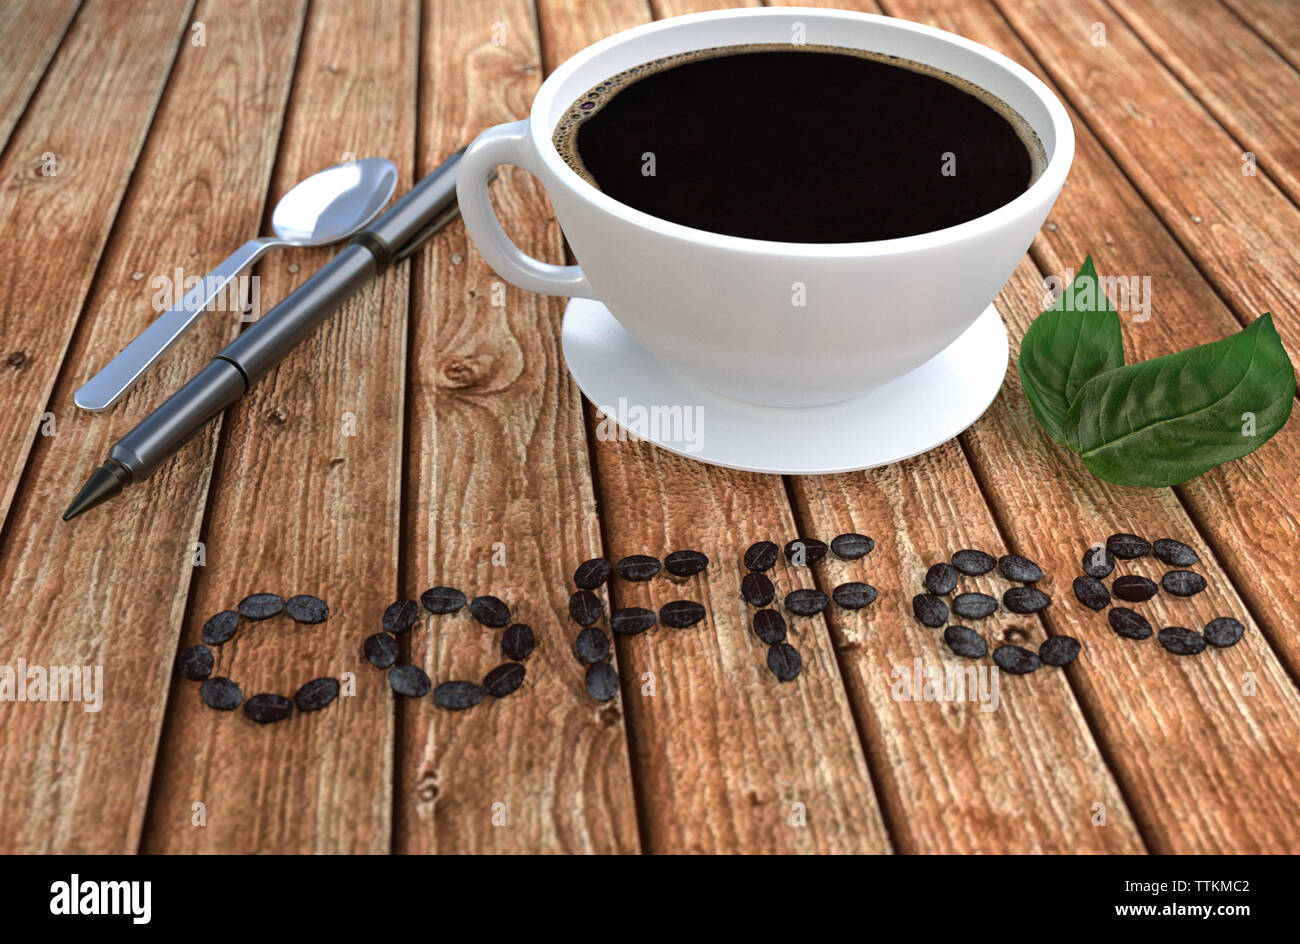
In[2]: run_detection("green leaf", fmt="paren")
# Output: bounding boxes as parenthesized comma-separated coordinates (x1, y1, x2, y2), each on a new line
(1064, 313, 1295, 487)
(1016, 256, 1125, 445)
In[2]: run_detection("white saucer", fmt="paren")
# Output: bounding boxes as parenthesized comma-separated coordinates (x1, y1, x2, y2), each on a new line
(561, 298, 1008, 475)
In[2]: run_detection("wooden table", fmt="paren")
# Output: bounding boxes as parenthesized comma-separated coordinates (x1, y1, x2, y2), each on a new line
(2, 0, 1298, 854)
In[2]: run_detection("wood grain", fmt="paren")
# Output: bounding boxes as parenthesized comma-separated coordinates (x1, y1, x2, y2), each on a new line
(0, 0, 302, 853)
(0, 0, 79, 152)
(1110, 0, 1300, 208)
(142, 0, 412, 853)
(708, 0, 1142, 852)
(876, 0, 1300, 850)
(538, 0, 890, 854)
(0, 0, 193, 539)
(395, 0, 641, 854)
(989, 0, 1300, 365)
(1221, 0, 1300, 72)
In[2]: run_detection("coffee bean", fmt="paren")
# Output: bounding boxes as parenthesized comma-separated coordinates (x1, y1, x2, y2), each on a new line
(1113, 575, 1158, 602)
(483, 662, 526, 698)
(177, 644, 213, 680)
(1082, 546, 1116, 578)
(568, 589, 603, 626)
(610, 607, 656, 636)
(954, 592, 999, 619)
(244, 693, 293, 725)
(238, 593, 283, 621)
(364, 632, 399, 669)
(294, 677, 339, 712)
(664, 549, 709, 577)
(574, 557, 612, 589)
(286, 594, 329, 624)
(743, 541, 779, 572)
(766, 643, 803, 681)
(200, 677, 242, 711)
(421, 585, 466, 614)
(1106, 532, 1151, 560)
(201, 609, 239, 645)
(752, 609, 787, 644)
(1204, 616, 1245, 648)
(501, 623, 536, 661)
(785, 588, 830, 616)
(1161, 570, 1207, 597)
(1153, 538, 1199, 567)
(952, 549, 996, 575)
(1109, 607, 1153, 640)
(943, 625, 987, 659)
(1039, 635, 1081, 667)
(585, 662, 620, 702)
(469, 594, 511, 628)
(784, 538, 828, 565)
(660, 600, 706, 629)
(924, 563, 958, 595)
(830, 532, 874, 560)
(1157, 626, 1206, 656)
(574, 627, 611, 664)
(616, 555, 661, 581)
(998, 554, 1043, 583)
(740, 572, 775, 607)
(433, 680, 482, 709)
(382, 598, 420, 634)
(1072, 575, 1110, 611)
(389, 663, 431, 698)
(1003, 587, 1050, 614)
(832, 581, 878, 610)
(992, 645, 1040, 674)
(912, 593, 949, 627)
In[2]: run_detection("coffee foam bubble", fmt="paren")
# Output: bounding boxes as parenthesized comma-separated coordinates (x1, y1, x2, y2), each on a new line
(552, 43, 1048, 191)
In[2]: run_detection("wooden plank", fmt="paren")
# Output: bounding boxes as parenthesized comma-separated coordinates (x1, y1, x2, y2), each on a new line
(1110, 0, 1300, 208)
(669, 0, 1140, 853)
(789, 445, 1144, 852)
(394, 0, 641, 854)
(0, 0, 302, 853)
(879, 0, 1300, 687)
(538, 0, 890, 854)
(876, 0, 1300, 852)
(971, 259, 1300, 853)
(1222, 0, 1300, 72)
(142, 0, 413, 853)
(0, 0, 193, 539)
(987, 0, 1300, 372)
(0, 0, 80, 152)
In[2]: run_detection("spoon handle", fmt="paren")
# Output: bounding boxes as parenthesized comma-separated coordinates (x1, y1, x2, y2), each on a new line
(75, 239, 275, 412)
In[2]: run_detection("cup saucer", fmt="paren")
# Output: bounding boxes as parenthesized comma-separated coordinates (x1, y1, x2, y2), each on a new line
(560, 298, 1009, 475)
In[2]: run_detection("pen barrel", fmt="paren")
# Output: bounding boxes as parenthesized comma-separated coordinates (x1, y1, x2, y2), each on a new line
(220, 244, 377, 384)
(110, 359, 246, 479)
(364, 149, 462, 251)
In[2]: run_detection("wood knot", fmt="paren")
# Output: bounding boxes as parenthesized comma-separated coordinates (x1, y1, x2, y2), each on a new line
(264, 407, 288, 425)
(5, 351, 29, 369)
(438, 355, 492, 389)
(417, 774, 439, 803)
(1002, 626, 1031, 644)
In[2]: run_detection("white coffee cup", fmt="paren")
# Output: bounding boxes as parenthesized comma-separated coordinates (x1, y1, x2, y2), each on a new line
(457, 7, 1073, 408)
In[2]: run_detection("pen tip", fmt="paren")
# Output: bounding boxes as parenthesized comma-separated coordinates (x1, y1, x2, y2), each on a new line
(63, 461, 129, 521)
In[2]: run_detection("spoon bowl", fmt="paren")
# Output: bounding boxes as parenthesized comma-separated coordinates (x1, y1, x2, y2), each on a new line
(271, 157, 398, 245)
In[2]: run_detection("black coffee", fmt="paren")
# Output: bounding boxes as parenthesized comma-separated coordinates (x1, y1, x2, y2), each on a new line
(553, 45, 1043, 243)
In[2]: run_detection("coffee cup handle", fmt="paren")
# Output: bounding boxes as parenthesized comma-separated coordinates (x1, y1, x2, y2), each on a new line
(456, 120, 595, 298)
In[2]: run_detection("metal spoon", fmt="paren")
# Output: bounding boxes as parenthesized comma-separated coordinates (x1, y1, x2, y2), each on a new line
(74, 157, 398, 412)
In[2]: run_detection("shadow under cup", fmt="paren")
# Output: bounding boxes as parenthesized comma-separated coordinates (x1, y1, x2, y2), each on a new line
(467, 9, 1074, 408)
